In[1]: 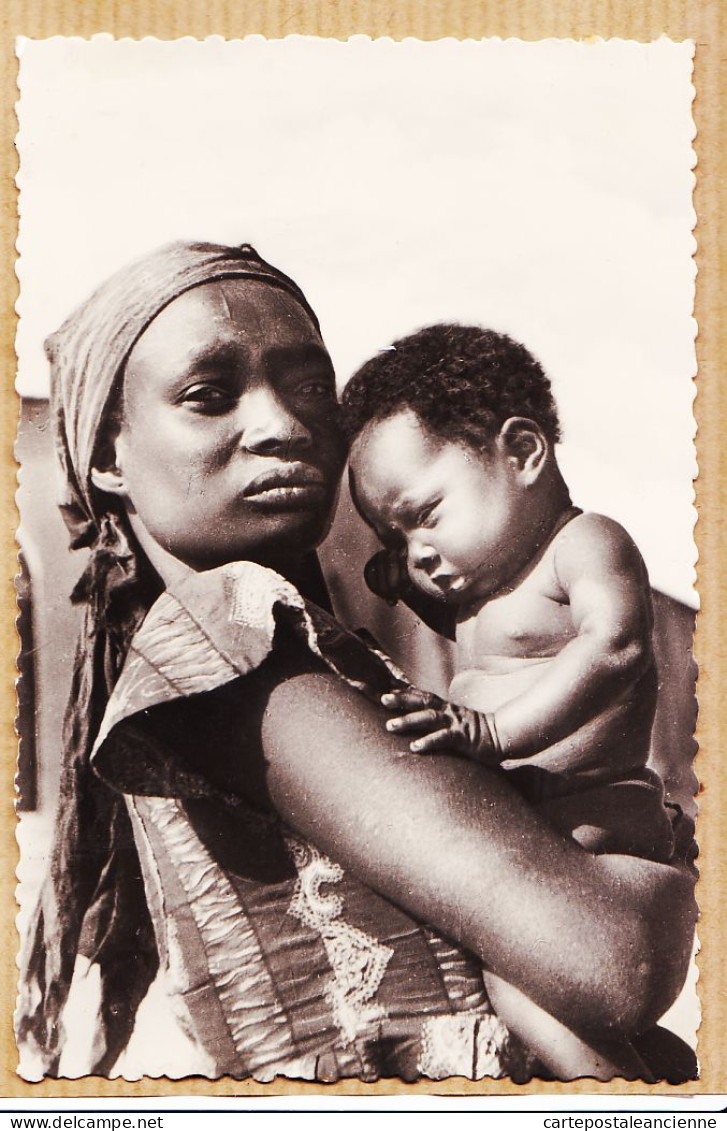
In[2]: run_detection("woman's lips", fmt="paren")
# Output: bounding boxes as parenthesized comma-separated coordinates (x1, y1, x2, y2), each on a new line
(242, 464, 327, 508)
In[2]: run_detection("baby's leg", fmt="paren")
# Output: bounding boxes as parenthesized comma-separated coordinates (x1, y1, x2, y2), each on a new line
(483, 971, 652, 1081)
(485, 774, 673, 1078)
(536, 775, 675, 861)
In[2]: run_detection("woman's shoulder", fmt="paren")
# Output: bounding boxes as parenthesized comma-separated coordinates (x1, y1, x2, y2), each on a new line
(92, 560, 405, 772)
(93, 562, 313, 743)
(169, 559, 316, 659)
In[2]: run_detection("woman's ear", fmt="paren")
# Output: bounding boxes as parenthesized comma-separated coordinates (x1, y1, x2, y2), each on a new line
(90, 465, 127, 497)
(498, 417, 548, 485)
(90, 425, 129, 498)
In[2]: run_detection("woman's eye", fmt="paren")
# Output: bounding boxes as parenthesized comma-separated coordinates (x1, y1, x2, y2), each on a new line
(179, 384, 233, 412)
(286, 370, 336, 400)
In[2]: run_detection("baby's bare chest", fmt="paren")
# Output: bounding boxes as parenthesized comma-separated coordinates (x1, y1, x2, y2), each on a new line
(456, 572, 576, 665)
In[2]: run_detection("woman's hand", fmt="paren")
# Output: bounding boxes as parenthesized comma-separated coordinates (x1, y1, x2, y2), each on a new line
(381, 686, 501, 764)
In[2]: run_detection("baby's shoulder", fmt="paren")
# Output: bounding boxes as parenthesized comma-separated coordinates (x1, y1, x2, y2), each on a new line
(551, 511, 648, 584)
(555, 510, 634, 546)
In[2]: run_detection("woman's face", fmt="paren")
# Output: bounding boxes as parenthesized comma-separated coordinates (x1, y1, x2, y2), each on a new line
(107, 279, 347, 570)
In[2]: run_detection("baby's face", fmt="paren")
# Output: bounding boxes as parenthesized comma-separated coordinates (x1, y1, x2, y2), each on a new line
(349, 409, 528, 605)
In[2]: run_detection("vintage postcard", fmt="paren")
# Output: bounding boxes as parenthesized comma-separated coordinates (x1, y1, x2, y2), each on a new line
(13, 35, 698, 1087)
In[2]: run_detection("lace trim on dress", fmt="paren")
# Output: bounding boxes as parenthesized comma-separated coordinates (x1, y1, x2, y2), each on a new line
(285, 835, 393, 1046)
(91, 561, 520, 1081)
(418, 931, 512, 1079)
(419, 1012, 510, 1080)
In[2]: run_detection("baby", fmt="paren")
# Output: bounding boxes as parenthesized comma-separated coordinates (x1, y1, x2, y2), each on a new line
(341, 323, 675, 1078)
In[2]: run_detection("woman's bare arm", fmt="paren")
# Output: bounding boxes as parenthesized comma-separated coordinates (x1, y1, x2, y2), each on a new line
(260, 667, 695, 1043)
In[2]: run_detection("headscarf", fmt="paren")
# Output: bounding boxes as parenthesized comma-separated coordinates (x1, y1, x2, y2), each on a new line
(17, 242, 325, 1076)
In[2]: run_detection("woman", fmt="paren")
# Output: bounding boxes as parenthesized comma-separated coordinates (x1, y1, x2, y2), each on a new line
(17, 241, 696, 1082)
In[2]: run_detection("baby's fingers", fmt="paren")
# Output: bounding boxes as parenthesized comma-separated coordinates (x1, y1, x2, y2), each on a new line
(409, 729, 454, 755)
(381, 688, 439, 713)
(386, 708, 446, 735)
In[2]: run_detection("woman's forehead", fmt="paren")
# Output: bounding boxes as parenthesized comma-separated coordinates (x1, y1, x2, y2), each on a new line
(128, 277, 323, 368)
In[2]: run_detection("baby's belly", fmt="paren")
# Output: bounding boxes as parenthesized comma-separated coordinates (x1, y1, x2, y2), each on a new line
(449, 657, 553, 714)
(449, 659, 655, 781)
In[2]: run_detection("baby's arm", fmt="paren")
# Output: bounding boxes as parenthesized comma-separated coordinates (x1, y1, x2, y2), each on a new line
(494, 514, 654, 760)
(382, 515, 654, 765)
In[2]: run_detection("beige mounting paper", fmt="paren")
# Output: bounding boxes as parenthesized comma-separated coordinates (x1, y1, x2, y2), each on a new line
(13, 32, 698, 1087)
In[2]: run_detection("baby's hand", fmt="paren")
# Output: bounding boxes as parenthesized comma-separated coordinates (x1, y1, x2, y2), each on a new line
(381, 687, 501, 765)
(364, 547, 409, 606)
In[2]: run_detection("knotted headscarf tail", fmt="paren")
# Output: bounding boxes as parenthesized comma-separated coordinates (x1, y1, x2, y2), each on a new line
(17, 242, 325, 1076)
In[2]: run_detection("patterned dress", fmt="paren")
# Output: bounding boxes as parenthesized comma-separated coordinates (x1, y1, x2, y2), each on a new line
(91, 562, 530, 1082)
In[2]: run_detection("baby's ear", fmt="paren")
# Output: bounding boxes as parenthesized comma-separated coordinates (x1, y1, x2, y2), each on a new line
(499, 417, 547, 485)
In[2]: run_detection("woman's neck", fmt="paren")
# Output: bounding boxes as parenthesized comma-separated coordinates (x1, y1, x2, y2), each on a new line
(125, 509, 309, 592)
(123, 513, 191, 588)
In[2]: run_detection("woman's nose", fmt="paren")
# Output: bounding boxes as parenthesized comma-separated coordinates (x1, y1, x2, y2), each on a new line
(238, 387, 313, 456)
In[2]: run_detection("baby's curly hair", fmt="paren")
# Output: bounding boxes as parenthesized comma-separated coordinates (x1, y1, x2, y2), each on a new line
(340, 323, 561, 452)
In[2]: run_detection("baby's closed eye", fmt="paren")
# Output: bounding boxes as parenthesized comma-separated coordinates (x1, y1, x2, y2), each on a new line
(413, 500, 440, 529)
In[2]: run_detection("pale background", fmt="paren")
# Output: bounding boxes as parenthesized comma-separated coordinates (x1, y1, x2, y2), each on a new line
(16, 35, 697, 603)
(13, 35, 698, 1079)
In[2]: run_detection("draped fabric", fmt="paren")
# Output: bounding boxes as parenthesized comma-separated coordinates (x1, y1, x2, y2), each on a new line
(17, 242, 325, 1077)
(89, 560, 526, 1081)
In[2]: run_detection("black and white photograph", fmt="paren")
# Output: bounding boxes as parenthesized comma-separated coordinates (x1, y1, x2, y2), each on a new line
(13, 35, 698, 1085)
